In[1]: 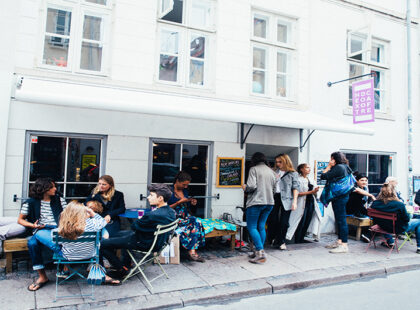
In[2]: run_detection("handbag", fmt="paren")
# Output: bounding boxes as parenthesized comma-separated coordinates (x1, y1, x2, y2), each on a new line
(87, 263, 106, 285)
(320, 174, 356, 206)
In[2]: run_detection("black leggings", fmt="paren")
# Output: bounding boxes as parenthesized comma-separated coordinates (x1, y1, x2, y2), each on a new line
(267, 194, 291, 245)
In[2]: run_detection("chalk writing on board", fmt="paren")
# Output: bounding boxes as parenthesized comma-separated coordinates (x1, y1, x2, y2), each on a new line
(316, 161, 329, 186)
(217, 158, 243, 187)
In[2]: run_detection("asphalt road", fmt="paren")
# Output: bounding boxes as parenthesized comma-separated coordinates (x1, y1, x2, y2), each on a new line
(184, 269, 420, 310)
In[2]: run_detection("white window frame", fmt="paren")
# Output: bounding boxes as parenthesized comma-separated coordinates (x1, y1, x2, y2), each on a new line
(23, 131, 107, 200)
(250, 10, 296, 101)
(156, 0, 215, 88)
(347, 30, 389, 113)
(39, 0, 111, 76)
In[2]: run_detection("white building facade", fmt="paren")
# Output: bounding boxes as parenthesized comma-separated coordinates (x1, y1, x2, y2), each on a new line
(0, 0, 419, 233)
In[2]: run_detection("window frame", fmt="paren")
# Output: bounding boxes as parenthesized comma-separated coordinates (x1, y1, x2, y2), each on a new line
(250, 10, 296, 100)
(148, 138, 214, 218)
(22, 131, 107, 200)
(342, 150, 395, 193)
(347, 31, 389, 113)
(156, 0, 215, 88)
(39, 0, 111, 76)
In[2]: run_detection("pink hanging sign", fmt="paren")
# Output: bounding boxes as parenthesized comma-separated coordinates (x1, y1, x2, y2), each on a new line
(352, 78, 375, 124)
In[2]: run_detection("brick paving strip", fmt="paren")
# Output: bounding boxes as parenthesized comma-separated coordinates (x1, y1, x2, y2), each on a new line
(1, 235, 419, 310)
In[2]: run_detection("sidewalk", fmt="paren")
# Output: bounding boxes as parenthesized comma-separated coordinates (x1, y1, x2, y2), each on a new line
(1, 234, 420, 310)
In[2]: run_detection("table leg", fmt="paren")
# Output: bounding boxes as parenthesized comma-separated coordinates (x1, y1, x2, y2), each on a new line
(230, 233, 236, 251)
(356, 227, 362, 241)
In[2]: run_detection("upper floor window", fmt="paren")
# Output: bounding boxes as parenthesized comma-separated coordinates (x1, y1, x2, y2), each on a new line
(41, 0, 111, 75)
(347, 31, 389, 112)
(251, 11, 295, 100)
(157, 0, 215, 87)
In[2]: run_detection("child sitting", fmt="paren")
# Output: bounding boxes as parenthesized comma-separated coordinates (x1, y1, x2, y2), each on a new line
(58, 202, 107, 261)
(86, 200, 109, 239)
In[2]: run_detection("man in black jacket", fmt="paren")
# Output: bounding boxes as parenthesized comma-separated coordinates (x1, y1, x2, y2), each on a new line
(100, 184, 176, 278)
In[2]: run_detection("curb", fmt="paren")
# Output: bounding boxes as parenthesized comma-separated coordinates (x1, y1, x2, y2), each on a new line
(39, 257, 420, 310)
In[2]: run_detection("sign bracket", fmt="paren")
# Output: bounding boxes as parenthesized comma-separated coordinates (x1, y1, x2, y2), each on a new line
(327, 72, 375, 87)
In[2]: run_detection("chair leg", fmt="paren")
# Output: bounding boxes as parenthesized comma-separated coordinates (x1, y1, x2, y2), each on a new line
(54, 263, 60, 302)
(366, 232, 376, 253)
(155, 259, 170, 279)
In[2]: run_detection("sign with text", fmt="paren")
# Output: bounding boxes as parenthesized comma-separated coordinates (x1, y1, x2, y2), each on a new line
(352, 78, 375, 124)
(216, 157, 244, 188)
(315, 160, 329, 186)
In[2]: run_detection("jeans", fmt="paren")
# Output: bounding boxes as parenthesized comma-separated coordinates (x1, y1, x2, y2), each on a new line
(332, 195, 349, 243)
(406, 218, 420, 247)
(246, 205, 273, 251)
(27, 228, 61, 270)
(100, 231, 149, 270)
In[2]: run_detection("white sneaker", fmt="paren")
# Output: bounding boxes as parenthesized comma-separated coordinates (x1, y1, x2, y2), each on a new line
(279, 243, 287, 250)
(325, 241, 339, 249)
(329, 244, 349, 254)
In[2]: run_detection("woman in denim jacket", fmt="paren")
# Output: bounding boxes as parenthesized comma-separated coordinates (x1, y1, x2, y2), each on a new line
(267, 154, 299, 250)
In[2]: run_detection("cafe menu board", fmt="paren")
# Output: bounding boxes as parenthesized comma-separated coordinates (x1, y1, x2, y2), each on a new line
(315, 160, 329, 186)
(216, 157, 244, 188)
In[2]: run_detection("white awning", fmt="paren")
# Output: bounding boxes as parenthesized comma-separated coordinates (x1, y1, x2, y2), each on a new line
(13, 76, 374, 135)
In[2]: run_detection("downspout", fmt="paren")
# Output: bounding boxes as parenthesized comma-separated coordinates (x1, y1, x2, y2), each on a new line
(406, 0, 413, 205)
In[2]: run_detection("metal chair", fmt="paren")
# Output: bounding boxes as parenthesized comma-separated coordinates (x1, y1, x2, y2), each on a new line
(366, 208, 399, 257)
(122, 219, 179, 291)
(52, 231, 101, 301)
(398, 231, 415, 251)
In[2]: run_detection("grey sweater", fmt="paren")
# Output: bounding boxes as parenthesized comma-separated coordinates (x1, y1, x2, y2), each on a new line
(244, 163, 276, 208)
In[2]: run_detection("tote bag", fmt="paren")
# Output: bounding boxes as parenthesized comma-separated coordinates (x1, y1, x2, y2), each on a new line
(320, 174, 356, 206)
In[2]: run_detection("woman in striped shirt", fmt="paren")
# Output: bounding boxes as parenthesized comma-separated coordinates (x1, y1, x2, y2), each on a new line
(17, 178, 67, 291)
(58, 202, 120, 285)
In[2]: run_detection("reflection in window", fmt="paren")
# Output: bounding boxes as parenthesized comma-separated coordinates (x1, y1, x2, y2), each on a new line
(161, 0, 183, 23)
(27, 134, 104, 200)
(152, 143, 181, 183)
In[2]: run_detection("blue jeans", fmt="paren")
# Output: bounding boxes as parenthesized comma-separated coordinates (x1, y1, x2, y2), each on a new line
(332, 195, 349, 243)
(406, 219, 420, 247)
(246, 205, 273, 251)
(27, 228, 61, 270)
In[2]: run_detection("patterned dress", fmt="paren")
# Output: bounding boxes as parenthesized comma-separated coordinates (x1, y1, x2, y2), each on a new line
(168, 188, 205, 250)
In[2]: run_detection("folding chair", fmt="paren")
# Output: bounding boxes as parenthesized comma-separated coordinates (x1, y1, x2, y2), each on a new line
(366, 208, 399, 257)
(52, 231, 101, 302)
(398, 231, 415, 251)
(122, 219, 179, 290)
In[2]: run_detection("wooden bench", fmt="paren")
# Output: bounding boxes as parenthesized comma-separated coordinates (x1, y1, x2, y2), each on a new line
(3, 238, 28, 273)
(205, 229, 236, 251)
(346, 217, 372, 241)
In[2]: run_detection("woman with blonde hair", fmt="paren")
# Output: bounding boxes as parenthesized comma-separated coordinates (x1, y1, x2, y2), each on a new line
(58, 202, 120, 285)
(86, 175, 126, 237)
(267, 154, 299, 251)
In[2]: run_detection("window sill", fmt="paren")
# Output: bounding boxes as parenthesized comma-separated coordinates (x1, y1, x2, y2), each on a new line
(343, 108, 395, 121)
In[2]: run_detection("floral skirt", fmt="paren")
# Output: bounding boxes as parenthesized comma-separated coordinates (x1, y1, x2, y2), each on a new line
(176, 216, 205, 250)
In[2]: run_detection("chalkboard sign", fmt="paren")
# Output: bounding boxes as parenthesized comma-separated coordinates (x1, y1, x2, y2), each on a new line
(315, 160, 329, 186)
(216, 157, 244, 188)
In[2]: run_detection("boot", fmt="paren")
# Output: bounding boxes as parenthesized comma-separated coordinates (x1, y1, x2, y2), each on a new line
(249, 250, 266, 264)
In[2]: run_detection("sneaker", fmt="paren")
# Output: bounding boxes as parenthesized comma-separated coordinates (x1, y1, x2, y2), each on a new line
(279, 243, 287, 251)
(249, 250, 266, 264)
(325, 242, 339, 249)
(329, 244, 349, 254)
(248, 251, 256, 259)
(56, 270, 70, 278)
(416, 248, 420, 254)
(361, 234, 370, 243)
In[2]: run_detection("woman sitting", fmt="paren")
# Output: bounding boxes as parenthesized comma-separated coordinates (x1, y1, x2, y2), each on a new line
(168, 171, 206, 262)
(17, 178, 67, 291)
(86, 175, 126, 237)
(58, 202, 119, 285)
(346, 174, 376, 218)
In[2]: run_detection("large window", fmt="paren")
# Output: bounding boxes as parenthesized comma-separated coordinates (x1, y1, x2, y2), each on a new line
(24, 133, 106, 200)
(157, 0, 215, 87)
(344, 152, 393, 196)
(251, 11, 295, 99)
(150, 140, 211, 218)
(347, 31, 389, 112)
(41, 0, 111, 74)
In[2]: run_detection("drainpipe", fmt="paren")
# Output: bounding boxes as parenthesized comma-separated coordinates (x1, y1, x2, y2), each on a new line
(406, 0, 413, 205)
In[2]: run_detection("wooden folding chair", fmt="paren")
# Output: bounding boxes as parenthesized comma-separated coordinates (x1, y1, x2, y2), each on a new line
(52, 231, 101, 302)
(366, 208, 399, 257)
(122, 219, 179, 291)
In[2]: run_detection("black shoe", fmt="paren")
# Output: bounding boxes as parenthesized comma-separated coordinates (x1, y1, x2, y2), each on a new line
(107, 268, 128, 279)
(416, 248, 420, 254)
(380, 241, 394, 248)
